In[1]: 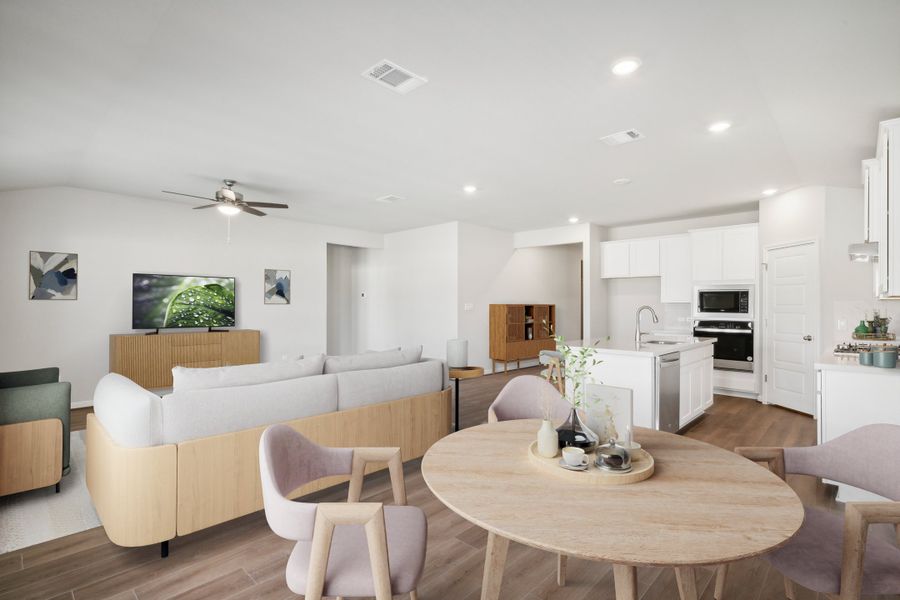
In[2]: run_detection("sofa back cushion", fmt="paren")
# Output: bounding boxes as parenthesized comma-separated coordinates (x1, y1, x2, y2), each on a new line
(93, 373, 164, 447)
(336, 359, 443, 411)
(324, 346, 423, 374)
(172, 354, 325, 393)
(160, 374, 339, 445)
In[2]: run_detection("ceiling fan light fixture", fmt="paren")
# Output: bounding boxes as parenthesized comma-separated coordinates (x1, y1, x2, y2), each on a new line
(218, 204, 241, 216)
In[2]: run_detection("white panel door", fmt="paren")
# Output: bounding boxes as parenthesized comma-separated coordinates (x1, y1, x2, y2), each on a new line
(660, 235, 692, 303)
(722, 225, 758, 281)
(765, 242, 819, 415)
(690, 230, 723, 281)
(628, 239, 660, 277)
(600, 241, 630, 278)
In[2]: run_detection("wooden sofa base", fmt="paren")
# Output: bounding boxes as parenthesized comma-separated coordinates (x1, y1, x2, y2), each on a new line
(87, 387, 452, 547)
(0, 419, 63, 496)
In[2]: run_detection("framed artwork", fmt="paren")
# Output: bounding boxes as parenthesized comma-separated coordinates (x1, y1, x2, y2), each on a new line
(582, 383, 634, 446)
(264, 269, 290, 304)
(29, 251, 78, 300)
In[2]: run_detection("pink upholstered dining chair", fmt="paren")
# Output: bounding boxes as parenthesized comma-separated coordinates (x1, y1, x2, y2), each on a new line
(259, 424, 426, 600)
(487, 375, 573, 585)
(487, 375, 571, 424)
(716, 424, 900, 600)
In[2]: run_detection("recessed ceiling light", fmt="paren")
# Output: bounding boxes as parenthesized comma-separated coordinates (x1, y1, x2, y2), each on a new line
(708, 121, 732, 133)
(375, 195, 403, 204)
(463, 185, 478, 194)
(613, 178, 632, 185)
(568, 216, 580, 224)
(611, 57, 642, 76)
(217, 205, 240, 216)
(762, 188, 778, 196)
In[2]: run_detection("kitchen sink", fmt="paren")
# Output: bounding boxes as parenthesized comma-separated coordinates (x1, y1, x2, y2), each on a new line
(642, 340, 680, 345)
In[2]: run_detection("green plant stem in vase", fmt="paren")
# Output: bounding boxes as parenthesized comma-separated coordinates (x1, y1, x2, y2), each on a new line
(554, 336, 601, 450)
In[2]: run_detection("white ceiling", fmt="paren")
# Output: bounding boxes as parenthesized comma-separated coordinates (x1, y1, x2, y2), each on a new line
(2, 0, 899, 233)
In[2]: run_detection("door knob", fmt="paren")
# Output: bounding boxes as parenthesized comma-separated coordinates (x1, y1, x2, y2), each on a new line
(803, 335, 813, 341)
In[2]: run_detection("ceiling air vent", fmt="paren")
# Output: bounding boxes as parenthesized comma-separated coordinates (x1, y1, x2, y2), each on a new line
(362, 60, 428, 94)
(600, 129, 645, 146)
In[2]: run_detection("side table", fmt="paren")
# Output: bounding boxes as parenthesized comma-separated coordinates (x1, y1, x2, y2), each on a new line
(448, 366, 484, 431)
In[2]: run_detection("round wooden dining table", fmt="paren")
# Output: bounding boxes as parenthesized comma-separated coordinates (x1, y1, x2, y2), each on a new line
(421, 419, 804, 600)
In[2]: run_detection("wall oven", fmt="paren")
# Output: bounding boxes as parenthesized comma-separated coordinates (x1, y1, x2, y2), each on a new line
(696, 288, 752, 319)
(693, 320, 754, 371)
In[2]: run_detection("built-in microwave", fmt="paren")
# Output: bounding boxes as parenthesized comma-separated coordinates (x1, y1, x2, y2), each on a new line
(695, 288, 752, 319)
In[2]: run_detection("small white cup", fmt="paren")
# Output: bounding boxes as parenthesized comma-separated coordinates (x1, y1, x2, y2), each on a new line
(562, 446, 586, 467)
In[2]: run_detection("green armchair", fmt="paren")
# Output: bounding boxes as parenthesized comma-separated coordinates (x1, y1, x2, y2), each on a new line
(0, 367, 71, 495)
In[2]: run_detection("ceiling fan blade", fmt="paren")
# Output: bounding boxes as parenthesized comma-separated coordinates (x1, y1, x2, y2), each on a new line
(162, 190, 217, 201)
(240, 206, 266, 217)
(193, 203, 221, 210)
(244, 202, 289, 209)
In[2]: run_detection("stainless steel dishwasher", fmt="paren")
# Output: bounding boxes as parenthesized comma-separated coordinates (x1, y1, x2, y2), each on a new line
(655, 352, 681, 433)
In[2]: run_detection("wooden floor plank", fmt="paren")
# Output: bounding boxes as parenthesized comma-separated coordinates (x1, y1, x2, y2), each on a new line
(10, 368, 871, 600)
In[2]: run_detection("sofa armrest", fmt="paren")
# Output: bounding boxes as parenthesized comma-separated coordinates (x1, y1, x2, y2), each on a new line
(0, 367, 59, 389)
(0, 382, 71, 471)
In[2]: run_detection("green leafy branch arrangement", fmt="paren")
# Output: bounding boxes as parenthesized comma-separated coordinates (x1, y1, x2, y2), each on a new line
(554, 335, 602, 408)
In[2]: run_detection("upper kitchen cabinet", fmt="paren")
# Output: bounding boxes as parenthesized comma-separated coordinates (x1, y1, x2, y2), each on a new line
(660, 235, 692, 303)
(876, 118, 900, 298)
(690, 224, 758, 283)
(600, 238, 659, 278)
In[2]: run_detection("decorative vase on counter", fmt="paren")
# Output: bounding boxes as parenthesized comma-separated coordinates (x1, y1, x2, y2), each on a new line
(537, 419, 558, 458)
(556, 406, 599, 451)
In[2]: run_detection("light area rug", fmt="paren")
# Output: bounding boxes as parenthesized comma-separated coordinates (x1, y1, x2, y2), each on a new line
(0, 431, 100, 553)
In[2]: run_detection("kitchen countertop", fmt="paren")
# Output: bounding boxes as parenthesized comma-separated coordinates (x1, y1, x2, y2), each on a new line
(583, 336, 717, 357)
(816, 354, 900, 374)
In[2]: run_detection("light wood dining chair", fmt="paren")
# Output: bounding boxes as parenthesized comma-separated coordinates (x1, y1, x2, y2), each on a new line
(487, 375, 573, 585)
(539, 350, 565, 394)
(259, 424, 426, 600)
(716, 424, 900, 600)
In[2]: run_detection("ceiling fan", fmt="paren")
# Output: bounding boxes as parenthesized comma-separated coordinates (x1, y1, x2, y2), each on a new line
(162, 179, 289, 216)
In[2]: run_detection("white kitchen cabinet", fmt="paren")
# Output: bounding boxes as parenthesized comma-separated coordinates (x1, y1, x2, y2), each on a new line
(659, 235, 692, 303)
(600, 241, 630, 278)
(722, 225, 758, 280)
(817, 361, 900, 500)
(679, 345, 714, 428)
(690, 229, 723, 281)
(629, 239, 660, 277)
(600, 239, 660, 279)
(877, 119, 900, 297)
(690, 224, 758, 283)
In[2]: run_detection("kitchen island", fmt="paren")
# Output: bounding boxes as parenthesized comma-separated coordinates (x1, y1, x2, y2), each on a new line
(572, 335, 716, 432)
(816, 354, 900, 501)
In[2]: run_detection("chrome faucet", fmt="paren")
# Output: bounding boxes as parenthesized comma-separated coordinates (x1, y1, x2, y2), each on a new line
(635, 305, 660, 346)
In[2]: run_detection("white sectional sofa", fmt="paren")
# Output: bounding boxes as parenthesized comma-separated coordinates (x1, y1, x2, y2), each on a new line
(86, 347, 451, 551)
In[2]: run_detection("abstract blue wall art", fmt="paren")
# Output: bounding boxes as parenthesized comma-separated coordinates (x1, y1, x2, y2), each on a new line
(264, 269, 290, 304)
(30, 251, 78, 300)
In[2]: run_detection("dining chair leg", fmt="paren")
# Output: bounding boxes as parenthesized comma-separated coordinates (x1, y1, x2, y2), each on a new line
(714, 563, 728, 599)
(783, 576, 796, 599)
(557, 554, 567, 586)
(674, 567, 699, 600)
(481, 532, 510, 600)
(612, 564, 637, 600)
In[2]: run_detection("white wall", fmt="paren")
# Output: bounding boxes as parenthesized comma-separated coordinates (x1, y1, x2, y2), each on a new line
(363, 222, 459, 361)
(0, 187, 382, 407)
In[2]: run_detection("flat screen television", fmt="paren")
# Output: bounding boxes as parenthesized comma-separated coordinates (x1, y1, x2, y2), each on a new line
(132, 273, 236, 329)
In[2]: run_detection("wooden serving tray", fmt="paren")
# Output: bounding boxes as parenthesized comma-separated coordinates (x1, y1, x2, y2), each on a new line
(528, 441, 654, 485)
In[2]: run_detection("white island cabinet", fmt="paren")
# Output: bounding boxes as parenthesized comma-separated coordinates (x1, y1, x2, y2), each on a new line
(575, 337, 715, 431)
(816, 355, 900, 501)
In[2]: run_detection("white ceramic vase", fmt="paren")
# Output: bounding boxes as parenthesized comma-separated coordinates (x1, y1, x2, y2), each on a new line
(537, 419, 558, 458)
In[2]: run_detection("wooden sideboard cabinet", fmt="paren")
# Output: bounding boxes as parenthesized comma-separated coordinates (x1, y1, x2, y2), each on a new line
(489, 304, 556, 372)
(109, 329, 260, 389)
